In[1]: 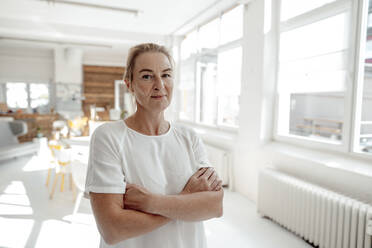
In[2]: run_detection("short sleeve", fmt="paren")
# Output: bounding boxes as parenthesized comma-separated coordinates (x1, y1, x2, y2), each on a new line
(192, 132, 212, 170)
(85, 125, 126, 197)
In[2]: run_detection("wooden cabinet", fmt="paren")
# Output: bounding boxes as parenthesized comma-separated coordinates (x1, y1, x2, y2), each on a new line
(0, 113, 58, 142)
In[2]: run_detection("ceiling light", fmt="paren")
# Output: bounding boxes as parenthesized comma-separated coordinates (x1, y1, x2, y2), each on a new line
(0, 36, 112, 49)
(39, 0, 141, 16)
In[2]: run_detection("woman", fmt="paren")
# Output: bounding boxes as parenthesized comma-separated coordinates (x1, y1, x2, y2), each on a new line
(85, 43, 224, 248)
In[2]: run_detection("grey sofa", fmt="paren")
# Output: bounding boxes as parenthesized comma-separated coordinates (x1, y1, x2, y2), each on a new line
(0, 119, 39, 161)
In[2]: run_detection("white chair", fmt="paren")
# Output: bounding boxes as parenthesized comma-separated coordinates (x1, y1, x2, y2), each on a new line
(46, 142, 57, 187)
(49, 146, 73, 199)
(71, 158, 88, 219)
(52, 120, 67, 140)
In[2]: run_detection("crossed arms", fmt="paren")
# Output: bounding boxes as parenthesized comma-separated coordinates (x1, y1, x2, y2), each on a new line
(90, 167, 224, 245)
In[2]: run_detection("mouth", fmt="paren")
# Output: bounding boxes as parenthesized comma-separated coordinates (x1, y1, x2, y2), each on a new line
(151, 95, 166, 99)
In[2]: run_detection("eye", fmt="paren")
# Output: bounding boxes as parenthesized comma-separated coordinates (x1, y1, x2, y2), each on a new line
(142, 74, 153, 80)
(162, 73, 172, 78)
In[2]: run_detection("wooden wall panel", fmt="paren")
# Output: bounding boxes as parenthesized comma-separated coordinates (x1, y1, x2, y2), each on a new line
(83, 65, 125, 121)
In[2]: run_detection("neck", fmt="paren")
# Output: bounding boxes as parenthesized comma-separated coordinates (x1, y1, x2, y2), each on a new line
(126, 106, 169, 136)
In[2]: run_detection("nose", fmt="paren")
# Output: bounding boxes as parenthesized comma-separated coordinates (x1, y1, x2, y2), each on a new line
(154, 75, 165, 90)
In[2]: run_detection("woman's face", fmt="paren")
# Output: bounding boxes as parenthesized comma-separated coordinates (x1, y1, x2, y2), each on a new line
(128, 52, 173, 113)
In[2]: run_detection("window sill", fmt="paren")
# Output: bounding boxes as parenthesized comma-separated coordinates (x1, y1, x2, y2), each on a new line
(177, 119, 238, 133)
(274, 133, 347, 153)
(175, 120, 238, 149)
(264, 141, 372, 179)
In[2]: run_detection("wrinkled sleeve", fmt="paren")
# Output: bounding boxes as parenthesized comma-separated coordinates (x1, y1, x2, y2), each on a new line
(192, 132, 212, 171)
(85, 126, 126, 198)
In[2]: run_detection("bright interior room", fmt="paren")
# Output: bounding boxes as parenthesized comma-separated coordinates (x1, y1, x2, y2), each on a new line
(0, 0, 372, 247)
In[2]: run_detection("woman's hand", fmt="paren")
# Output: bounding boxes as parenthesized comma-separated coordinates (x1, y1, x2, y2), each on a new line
(181, 167, 222, 194)
(123, 184, 153, 212)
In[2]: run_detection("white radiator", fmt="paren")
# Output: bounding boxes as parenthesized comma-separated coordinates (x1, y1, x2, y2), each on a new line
(258, 169, 372, 248)
(204, 144, 231, 187)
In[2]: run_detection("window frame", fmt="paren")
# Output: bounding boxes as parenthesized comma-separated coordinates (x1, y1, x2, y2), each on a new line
(273, 0, 363, 155)
(350, 0, 372, 159)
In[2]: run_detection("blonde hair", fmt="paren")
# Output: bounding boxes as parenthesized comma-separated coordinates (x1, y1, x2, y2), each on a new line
(124, 43, 174, 82)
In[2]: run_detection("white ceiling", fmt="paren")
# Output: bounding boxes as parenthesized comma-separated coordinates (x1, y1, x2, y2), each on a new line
(0, 0, 242, 54)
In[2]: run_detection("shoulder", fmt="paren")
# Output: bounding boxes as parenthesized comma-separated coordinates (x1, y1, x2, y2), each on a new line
(91, 120, 126, 143)
(172, 123, 199, 140)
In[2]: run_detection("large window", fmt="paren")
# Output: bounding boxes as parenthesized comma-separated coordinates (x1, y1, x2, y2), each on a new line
(5, 82, 49, 110)
(280, 0, 337, 21)
(179, 5, 243, 128)
(30, 83, 49, 108)
(217, 47, 242, 126)
(197, 58, 218, 125)
(276, 1, 351, 145)
(356, 0, 372, 154)
(179, 58, 197, 121)
(276, 0, 372, 156)
(6, 83, 28, 109)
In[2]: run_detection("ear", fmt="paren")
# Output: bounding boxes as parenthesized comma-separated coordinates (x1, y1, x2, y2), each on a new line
(124, 79, 133, 93)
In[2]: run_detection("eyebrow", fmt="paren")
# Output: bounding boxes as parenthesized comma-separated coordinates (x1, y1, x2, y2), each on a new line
(138, 68, 172, 73)
(139, 69, 153, 73)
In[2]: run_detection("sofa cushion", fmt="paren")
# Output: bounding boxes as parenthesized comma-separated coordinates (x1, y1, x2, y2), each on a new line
(0, 121, 19, 147)
(9, 121, 28, 136)
(0, 142, 39, 161)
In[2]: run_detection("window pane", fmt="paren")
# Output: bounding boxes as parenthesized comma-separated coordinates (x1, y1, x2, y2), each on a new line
(277, 12, 350, 142)
(197, 57, 218, 125)
(181, 31, 198, 60)
(199, 18, 219, 51)
(217, 47, 242, 126)
(358, 2, 372, 154)
(6, 83, 28, 108)
(359, 79, 372, 153)
(179, 5, 243, 128)
(179, 60, 196, 121)
(280, 0, 336, 21)
(30, 83, 49, 108)
(279, 13, 348, 62)
(220, 5, 243, 45)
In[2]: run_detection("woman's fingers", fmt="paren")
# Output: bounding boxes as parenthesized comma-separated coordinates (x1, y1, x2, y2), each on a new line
(194, 167, 207, 178)
(200, 167, 214, 179)
(208, 171, 217, 184)
(210, 177, 219, 190)
(214, 180, 223, 191)
(208, 171, 219, 190)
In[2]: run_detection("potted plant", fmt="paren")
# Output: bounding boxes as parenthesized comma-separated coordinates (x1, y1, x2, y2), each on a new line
(36, 127, 43, 138)
(120, 110, 128, 119)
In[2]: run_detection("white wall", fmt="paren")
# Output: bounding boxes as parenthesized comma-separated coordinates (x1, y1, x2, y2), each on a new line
(54, 47, 83, 84)
(83, 49, 127, 67)
(232, 0, 278, 202)
(0, 47, 54, 83)
(0, 46, 128, 85)
(0, 84, 6, 102)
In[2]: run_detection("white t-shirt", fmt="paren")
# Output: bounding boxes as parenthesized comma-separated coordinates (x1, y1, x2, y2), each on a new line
(85, 120, 210, 248)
